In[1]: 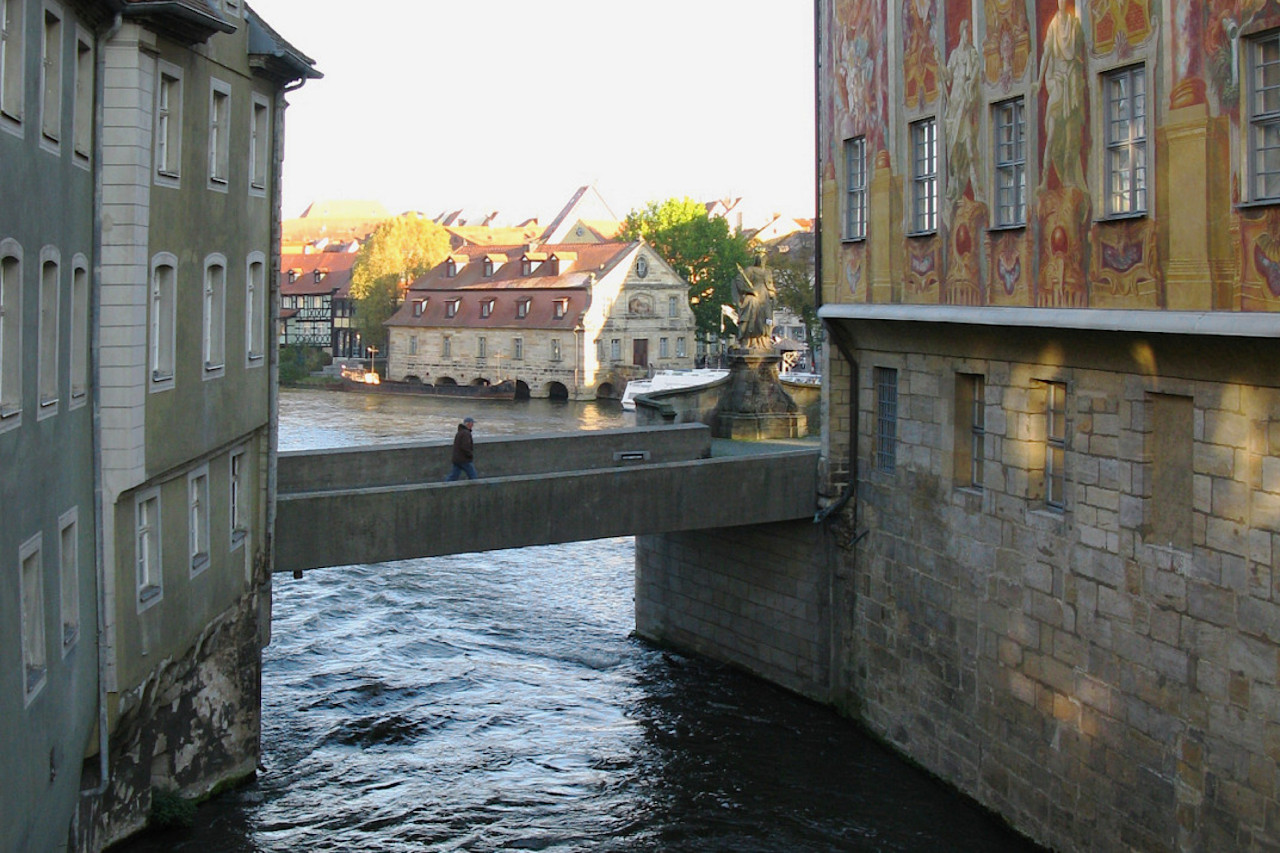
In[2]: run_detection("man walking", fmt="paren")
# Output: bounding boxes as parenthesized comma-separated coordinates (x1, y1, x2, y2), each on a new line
(446, 417, 478, 481)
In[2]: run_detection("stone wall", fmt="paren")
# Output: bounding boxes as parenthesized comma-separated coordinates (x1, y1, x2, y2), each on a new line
(635, 521, 831, 700)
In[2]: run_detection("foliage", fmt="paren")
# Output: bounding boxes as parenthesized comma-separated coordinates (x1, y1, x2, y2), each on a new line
(350, 214, 452, 350)
(279, 344, 331, 384)
(149, 788, 196, 829)
(766, 235, 819, 356)
(619, 198, 752, 337)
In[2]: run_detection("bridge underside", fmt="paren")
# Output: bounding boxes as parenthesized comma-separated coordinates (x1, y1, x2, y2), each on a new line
(275, 425, 819, 572)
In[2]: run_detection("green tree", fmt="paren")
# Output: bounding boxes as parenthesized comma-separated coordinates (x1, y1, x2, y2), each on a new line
(349, 214, 452, 351)
(766, 234, 819, 357)
(619, 198, 752, 338)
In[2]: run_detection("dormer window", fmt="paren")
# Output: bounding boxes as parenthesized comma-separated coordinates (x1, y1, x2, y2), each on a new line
(517, 298, 530, 318)
(482, 254, 506, 277)
(483, 259, 494, 277)
(313, 269, 325, 283)
(287, 269, 298, 283)
(413, 299, 426, 317)
(445, 257, 458, 277)
(521, 258, 532, 276)
(480, 299, 494, 318)
(445, 299, 459, 318)
(554, 299, 568, 319)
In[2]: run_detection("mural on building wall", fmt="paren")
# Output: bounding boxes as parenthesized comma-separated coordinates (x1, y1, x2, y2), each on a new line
(945, 200, 987, 303)
(1240, 208, 1280, 310)
(1169, 0, 1207, 107)
(984, 0, 1033, 87)
(905, 236, 943, 301)
(833, 0, 890, 156)
(845, 244, 868, 300)
(1088, 0, 1152, 55)
(1089, 219, 1161, 307)
(904, 0, 942, 108)
(988, 230, 1032, 304)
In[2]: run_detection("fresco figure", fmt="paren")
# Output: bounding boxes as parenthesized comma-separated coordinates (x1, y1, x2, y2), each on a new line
(903, 0, 941, 108)
(943, 21, 985, 206)
(1037, 0, 1089, 192)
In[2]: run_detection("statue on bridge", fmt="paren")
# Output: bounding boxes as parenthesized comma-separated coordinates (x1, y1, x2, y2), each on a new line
(732, 250, 776, 352)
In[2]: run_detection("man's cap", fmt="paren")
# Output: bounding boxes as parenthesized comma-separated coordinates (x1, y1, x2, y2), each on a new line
(463, 417, 475, 425)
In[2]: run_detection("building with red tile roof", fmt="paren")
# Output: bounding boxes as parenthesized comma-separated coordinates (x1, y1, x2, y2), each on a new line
(278, 251, 360, 356)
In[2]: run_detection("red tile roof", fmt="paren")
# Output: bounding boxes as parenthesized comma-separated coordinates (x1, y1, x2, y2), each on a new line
(280, 252, 356, 297)
(406, 241, 633, 293)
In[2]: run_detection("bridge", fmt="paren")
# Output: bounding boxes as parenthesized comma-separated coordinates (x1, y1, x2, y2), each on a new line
(274, 424, 820, 572)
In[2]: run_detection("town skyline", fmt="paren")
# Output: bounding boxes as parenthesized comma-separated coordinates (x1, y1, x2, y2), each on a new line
(245, 0, 817, 223)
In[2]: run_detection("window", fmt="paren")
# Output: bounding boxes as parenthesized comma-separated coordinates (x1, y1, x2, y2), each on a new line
(412, 299, 425, 316)
(70, 260, 86, 401)
(480, 299, 493, 318)
(72, 31, 90, 160)
(442, 335, 451, 357)
(1103, 65, 1147, 215)
(676, 337, 686, 358)
(446, 299, 459, 318)
(910, 119, 938, 232)
(514, 337, 523, 360)
(246, 256, 265, 363)
(408, 335, 417, 355)
(136, 489, 161, 608)
(59, 509, 78, 651)
(20, 534, 47, 702)
(188, 469, 209, 574)
(551, 338, 561, 361)
(208, 79, 230, 186)
(249, 94, 269, 191)
(1, 0, 24, 124)
(660, 337, 669, 358)
(155, 66, 182, 180)
(611, 338, 621, 361)
(517, 298, 529, 318)
(1147, 394, 1193, 549)
(844, 136, 867, 239)
(668, 295, 678, 318)
(41, 6, 61, 145)
(445, 258, 457, 277)
(521, 257, 533, 276)
(992, 99, 1026, 226)
(1044, 381, 1067, 509)
(38, 254, 59, 411)
(874, 367, 897, 474)
(1249, 31, 1280, 201)
(554, 299, 567, 319)
(0, 245, 20, 418)
(150, 256, 176, 384)
(223, 0, 240, 16)
(203, 257, 225, 373)
(954, 374, 985, 488)
(230, 449, 247, 547)
(483, 258, 494, 277)
(633, 338, 648, 367)
(477, 336, 486, 358)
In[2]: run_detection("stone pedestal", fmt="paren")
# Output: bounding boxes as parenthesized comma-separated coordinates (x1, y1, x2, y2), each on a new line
(715, 350, 806, 439)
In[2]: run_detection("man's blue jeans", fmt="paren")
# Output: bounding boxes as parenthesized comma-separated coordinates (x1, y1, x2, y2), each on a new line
(447, 462, 478, 481)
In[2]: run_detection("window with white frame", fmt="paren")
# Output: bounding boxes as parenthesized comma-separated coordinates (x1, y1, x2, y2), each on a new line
(992, 98, 1026, 226)
(246, 255, 265, 363)
(514, 337, 523, 360)
(611, 338, 621, 361)
(445, 299, 458, 318)
(844, 135, 867, 239)
(208, 78, 230, 187)
(1103, 65, 1147, 215)
(554, 299, 567, 319)
(249, 93, 269, 191)
(0, 0, 24, 124)
(676, 337, 686, 358)
(203, 257, 225, 373)
(412, 298, 424, 316)
(1, 244, 22, 418)
(874, 367, 898, 474)
(517, 298, 529, 318)
(41, 6, 62, 145)
(20, 534, 47, 702)
(1044, 381, 1067, 509)
(230, 449, 247, 546)
(70, 260, 86, 401)
(1249, 31, 1280, 201)
(72, 30, 90, 161)
(668, 295, 678, 318)
(480, 298, 494, 318)
(155, 64, 182, 181)
(59, 509, 78, 650)
(659, 337, 669, 358)
(442, 335, 451, 357)
(477, 336, 486, 358)
(188, 468, 209, 574)
(910, 119, 938, 233)
(38, 255, 59, 411)
(408, 335, 417, 355)
(150, 256, 176, 383)
(136, 489, 162, 607)
(551, 338, 561, 361)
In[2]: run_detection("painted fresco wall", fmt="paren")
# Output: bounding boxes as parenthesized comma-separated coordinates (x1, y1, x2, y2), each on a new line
(821, 0, 1280, 311)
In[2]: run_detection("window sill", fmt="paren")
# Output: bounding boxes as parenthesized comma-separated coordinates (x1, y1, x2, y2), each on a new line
(1236, 198, 1280, 211)
(153, 369, 174, 383)
(62, 625, 79, 652)
(1095, 210, 1147, 223)
(905, 229, 937, 239)
(138, 584, 162, 604)
(204, 361, 225, 372)
(231, 528, 247, 549)
(841, 235, 867, 244)
(988, 222, 1027, 233)
(191, 553, 210, 575)
(247, 352, 264, 363)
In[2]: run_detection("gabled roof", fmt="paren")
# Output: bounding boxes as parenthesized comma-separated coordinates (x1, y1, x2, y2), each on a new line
(121, 0, 235, 44)
(405, 241, 635, 293)
(280, 252, 355, 297)
(247, 6, 321, 84)
(387, 290, 590, 332)
(540, 185, 619, 244)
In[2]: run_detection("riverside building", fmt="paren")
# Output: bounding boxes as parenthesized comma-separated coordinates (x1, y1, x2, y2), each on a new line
(816, 0, 1280, 849)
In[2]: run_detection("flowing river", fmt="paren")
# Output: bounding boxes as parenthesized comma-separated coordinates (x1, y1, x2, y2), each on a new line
(118, 388, 1039, 852)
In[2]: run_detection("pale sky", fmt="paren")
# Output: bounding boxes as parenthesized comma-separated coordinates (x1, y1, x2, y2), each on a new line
(247, 0, 816, 224)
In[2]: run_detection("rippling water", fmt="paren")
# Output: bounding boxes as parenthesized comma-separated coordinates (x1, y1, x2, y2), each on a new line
(118, 389, 1039, 852)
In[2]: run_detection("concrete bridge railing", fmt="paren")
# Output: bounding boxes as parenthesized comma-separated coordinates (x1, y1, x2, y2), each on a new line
(275, 425, 818, 572)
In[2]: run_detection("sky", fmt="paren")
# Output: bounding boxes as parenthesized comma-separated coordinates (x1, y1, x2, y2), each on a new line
(247, 0, 816, 225)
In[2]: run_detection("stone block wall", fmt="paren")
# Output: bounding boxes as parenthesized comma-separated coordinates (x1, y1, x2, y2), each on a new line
(837, 322, 1280, 852)
(635, 521, 831, 700)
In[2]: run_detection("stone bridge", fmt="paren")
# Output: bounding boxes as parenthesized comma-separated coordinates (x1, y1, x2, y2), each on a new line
(274, 424, 820, 572)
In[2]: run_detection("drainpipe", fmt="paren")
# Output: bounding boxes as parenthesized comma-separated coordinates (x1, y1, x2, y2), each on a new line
(85, 10, 125, 801)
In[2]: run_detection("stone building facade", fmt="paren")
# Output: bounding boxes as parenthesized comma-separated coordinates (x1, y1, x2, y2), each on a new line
(812, 0, 1280, 849)
(385, 241, 697, 400)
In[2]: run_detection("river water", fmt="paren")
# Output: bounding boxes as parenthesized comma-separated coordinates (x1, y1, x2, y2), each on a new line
(119, 389, 1039, 852)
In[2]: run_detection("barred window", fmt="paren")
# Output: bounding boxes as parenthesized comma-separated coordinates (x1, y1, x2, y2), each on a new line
(1045, 382, 1067, 509)
(875, 367, 898, 474)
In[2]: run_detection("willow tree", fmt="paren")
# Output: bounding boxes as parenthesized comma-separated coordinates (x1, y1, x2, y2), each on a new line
(349, 214, 452, 352)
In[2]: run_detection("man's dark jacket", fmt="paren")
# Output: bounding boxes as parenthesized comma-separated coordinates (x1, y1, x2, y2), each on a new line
(452, 423, 474, 465)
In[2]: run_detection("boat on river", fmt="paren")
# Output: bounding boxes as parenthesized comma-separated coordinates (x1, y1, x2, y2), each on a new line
(620, 369, 728, 411)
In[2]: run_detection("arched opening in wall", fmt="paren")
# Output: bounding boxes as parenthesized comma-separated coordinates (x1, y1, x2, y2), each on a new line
(596, 382, 617, 400)
(437, 376, 458, 386)
(546, 382, 569, 400)
(515, 381, 531, 400)
(470, 378, 490, 387)
(403, 374, 422, 385)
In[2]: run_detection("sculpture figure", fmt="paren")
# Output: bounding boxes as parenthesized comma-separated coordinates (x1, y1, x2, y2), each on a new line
(1037, 0, 1088, 193)
(732, 251, 776, 351)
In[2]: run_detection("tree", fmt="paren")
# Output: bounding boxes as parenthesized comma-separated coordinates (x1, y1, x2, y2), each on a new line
(349, 214, 452, 351)
(619, 198, 752, 338)
(766, 233, 819, 359)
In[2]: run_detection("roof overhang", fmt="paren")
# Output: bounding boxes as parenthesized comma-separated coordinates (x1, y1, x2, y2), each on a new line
(122, 0, 235, 44)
